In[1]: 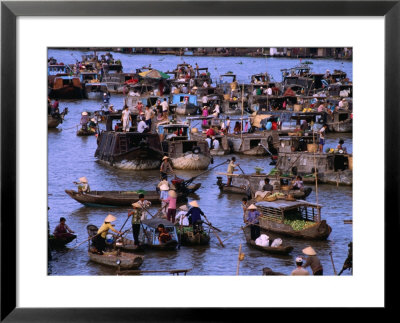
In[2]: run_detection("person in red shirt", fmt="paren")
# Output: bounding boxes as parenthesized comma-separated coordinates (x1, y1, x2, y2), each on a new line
(206, 127, 215, 137)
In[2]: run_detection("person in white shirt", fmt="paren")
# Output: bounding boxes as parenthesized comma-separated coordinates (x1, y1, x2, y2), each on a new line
(202, 95, 208, 107)
(161, 98, 169, 118)
(266, 87, 273, 96)
(212, 103, 220, 117)
(212, 137, 220, 150)
(203, 81, 208, 88)
(121, 106, 131, 132)
(226, 117, 231, 133)
(175, 205, 189, 226)
(137, 117, 149, 133)
(220, 120, 226, 132)
(205, 136, 212, 148)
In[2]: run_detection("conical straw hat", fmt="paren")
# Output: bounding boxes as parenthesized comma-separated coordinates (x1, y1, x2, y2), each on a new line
(247, 204, 257, 210)
(131, 202, 141, 208)
(189, 201, 199, 207)
(81, 111, 88, 116)
(79, 177, 88, 183)
(179, 205, 188, 211)
(104, 214, 116, 222)
(302, 246, 317, 256)
(168, 190, 177, 198)
(162, 156, 169, 160)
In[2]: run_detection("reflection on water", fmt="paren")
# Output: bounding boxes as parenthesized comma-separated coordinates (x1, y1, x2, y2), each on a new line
(48, 50, 352, 276)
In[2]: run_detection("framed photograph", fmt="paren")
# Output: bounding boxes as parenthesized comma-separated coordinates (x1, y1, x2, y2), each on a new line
(1, 0, 397, 320)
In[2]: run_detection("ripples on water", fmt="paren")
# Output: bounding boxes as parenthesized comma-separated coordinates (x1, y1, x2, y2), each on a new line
(48, 50, 352, 276)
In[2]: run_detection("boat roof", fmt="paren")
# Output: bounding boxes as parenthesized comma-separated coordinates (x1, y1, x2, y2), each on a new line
(142, 218, 176, 228)
(256, 199, 322, 210)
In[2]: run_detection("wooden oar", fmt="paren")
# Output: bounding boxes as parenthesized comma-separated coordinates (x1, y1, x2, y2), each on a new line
(221, 218, 259, 244)
(329, 251, 338, 275)
(202, 221, 222, 232)
(202, 214, 225, 248)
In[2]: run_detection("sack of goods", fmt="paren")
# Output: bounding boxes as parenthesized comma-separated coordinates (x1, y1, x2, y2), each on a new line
(271, 238, 283, 248)
(255, 234, 269, 247)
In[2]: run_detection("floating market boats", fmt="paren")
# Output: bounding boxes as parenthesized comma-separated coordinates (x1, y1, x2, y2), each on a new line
(84, 82, 108, 100)
(255, 200, 332, 240)
(276, 134, 352, 185)
(158, 121, 211, 170)
(170, 93, 200, 115)
(65, 184, 201, 207)
(49, 76, 83, 99)
(242, 226, 293, 255)
(94, 113, 164, 169)
(138, 219, 179, 250)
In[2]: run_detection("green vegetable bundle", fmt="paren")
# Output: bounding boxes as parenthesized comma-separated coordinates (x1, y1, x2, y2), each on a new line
(284, 219, 316, 231)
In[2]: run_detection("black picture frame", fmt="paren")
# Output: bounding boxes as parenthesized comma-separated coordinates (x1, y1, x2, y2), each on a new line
(1, 0, 398, 320)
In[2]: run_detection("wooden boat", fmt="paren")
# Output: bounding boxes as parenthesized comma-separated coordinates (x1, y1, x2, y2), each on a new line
(242, 226, 293, 255)
(48, 234, 76, 249)
(138, 219, 179, 250)
(48, 107, 68, 128)
(112, 234, 144, 252)
(326, 111, 352, 133)
(77, 125, 97, 136)
(158, 121, 211, 170)
(262, 267, 286, 275)
(176, 225, 210, 246)
(49, 76, 84, 99)
(95, 113, 164, 170)
(88, 250, 144, 269)
(65, 184, 201, 207)
(84, 82, 108, 100)
(170, 93, 199, 115)
(256, 200, 332, 240)
(86, 224, 144, 269)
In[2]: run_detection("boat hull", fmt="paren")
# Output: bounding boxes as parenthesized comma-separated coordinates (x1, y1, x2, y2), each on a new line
(176, 227, 210, 246)
(48, 115, 62, 128)
(171, 153, 211, 170)
(88, 251, 143, 269)
(243, 226, 292, 255)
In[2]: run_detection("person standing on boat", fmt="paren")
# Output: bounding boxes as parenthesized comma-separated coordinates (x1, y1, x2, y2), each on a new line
(226, 157, 239, 187)
(212, 136, 220, 150)
(175, 205, 189, 226)
(144, 105, 154, 130)
(53, 217, 75, 239)
(202, 106, 209, 126)
(161, 98, 169, 119)
(291, 257, 310, 275)
(74, 177, 90, 194)
(158, 183, 170, 217)
(241, 197, 249, 222)
(160, 156, 174, 180)
(212, 103, 220, 118)
(127, 203, 144, 246)
(93, 214, 122, 254)
(187, 201, 205, 232)
(318, 124, 328, 152)
(225, 117, 231, 133)
(163, 190, 177, 223)
(202, 95, 208, 108)
(137, 193, 152, 215)
(121, 106, 131, 132)
(246, 204, 261, 241)
(302, 246, 323, 275)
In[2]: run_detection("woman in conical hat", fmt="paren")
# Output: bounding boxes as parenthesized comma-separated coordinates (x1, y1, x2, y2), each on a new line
(186, 201, 205, 231)
(302, 246, 323, 275)
(75, 177, 90, 194)
(247, 204, 257, 210)
(79, 177, 88, 183)
(163, 190, 177, 223)
(246, 204, 260, 240)
(175, 205, 189, 226)
(93, 214, 122, 255)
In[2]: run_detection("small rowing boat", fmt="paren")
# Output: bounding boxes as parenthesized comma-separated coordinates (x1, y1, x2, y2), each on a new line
(88, 250, 144, 269)
(65, 184, 201, 207)
(48, 234, 77, 249)
(242, 226, 293, 255)
(176, 225, 210, 246)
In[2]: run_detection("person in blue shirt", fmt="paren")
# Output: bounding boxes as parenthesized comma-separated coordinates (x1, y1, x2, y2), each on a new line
(246, 204, 260, 240)
(187, 201, 205, 232)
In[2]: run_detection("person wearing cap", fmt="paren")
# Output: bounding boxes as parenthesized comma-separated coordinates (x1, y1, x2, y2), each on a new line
(53, 217, 75, 240)
(93, 214, 122, 254)
(211, 136, 220, 150)
(291, 257, 310, 275)
(246, 204, 260, 240)
(175, 205, 189, 226)
(163, 190, 177, 223)
(226, 157, 239, 187)
(121, 106, 132, 132)
(302, 246, 323, 275)
(74, 177, 90, 194)
(137, 116, 149, 133)
(160, 156, 174, 180)
(128, 203, 144, 246)
(337, 139, 347, 153)
(186, 201, 205, 231)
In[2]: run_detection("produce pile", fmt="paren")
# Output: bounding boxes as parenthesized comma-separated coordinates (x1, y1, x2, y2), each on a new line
(269, 192, 285, 199)
(283, 219, 316, 231)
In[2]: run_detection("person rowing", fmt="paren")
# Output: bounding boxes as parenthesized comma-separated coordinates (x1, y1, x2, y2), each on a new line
(92, 214, 122, 255)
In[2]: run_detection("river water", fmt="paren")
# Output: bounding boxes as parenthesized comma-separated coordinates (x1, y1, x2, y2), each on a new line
(48, 49, 352, 276)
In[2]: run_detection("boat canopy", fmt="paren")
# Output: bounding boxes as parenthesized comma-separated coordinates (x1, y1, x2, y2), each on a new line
(141, 218, 176, 229)
(256, 200, 322, 210)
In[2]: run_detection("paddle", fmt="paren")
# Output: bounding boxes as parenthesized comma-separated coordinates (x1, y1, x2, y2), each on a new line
(329, 251, 338, 275)
(181, 160, 229, 187)
(221, 218, 259, 244)
(202, 214, 225, 248)
(202, 221, 222, 232)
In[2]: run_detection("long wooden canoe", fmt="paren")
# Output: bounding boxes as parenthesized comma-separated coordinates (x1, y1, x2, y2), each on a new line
(88, 250, 144, 269)
(242, 226, 293, 255)
(48, 234, 77, 249)
(176, 226, 210, 246)
(65, 183, 201, 207)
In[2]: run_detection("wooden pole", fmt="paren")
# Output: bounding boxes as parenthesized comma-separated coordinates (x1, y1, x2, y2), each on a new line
(329, 251, 338, 275)
(241, 83, 244, 141)
(236, 243, 242, 275)
(312, 129, 319, 205)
